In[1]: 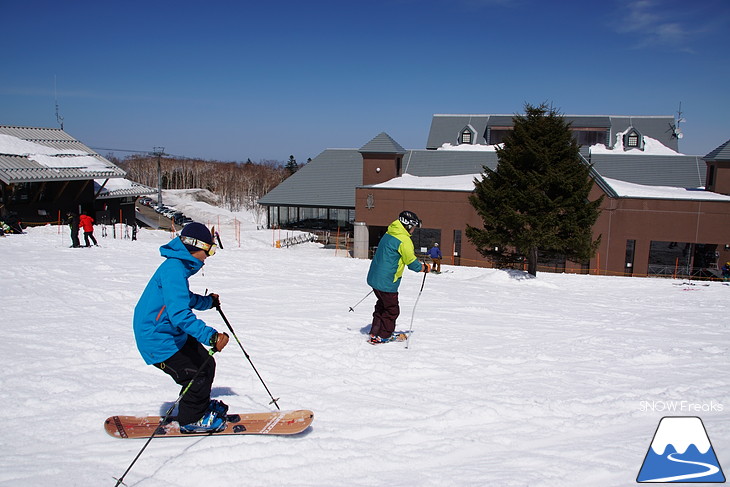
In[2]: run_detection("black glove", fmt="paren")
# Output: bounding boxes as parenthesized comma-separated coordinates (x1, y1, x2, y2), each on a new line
(209, 293, 220, 309)
(209, 332, 229, 351)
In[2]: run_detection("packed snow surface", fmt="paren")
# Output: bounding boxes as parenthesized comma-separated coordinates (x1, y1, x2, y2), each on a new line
(1, 191, 728, 486)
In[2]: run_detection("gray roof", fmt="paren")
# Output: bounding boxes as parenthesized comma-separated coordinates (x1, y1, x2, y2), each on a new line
(0, 125, 126, 184)
(589, 153, 705, 188)
(704, 139, 730, 161)
(94, 179, 156, 199)
(400, 149, 497, 176)
(258, 123, 710, 211)
(258, 149, 362, 208)
(427, 114, 679, 152)
(359, 132, 406, 154)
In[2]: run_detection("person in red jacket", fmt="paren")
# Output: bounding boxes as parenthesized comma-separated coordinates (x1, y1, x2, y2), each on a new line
(79, 211, 98, 247)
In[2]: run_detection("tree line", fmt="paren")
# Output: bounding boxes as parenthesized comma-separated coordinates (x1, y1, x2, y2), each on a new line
(114, 155, 299, 214)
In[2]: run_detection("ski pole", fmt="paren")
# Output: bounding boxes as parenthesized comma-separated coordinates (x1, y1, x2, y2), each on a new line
(215, 305, 281, 410)
(405, 267, 428, 350)
(348, 289, 373, 312)
(113, 348, 218, 487)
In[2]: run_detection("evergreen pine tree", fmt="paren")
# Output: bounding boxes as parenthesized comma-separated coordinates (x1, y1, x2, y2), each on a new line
(466, 103, 603, 276)
(285, 155, 299, 175)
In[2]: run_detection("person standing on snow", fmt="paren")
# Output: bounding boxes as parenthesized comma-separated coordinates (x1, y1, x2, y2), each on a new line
(79, 211, 98, 247)
(366, 210, 429, 344)
(133, 222, 231, 433)
(66, 211, 81, 248)
(428, 242, 442, 273)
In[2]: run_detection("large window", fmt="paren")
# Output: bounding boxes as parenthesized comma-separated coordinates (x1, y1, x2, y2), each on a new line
(487, 127, 511, 145)
(411, 228, 442, 256)
(648, 241, 718, 279)
(572, 128, 608, 147)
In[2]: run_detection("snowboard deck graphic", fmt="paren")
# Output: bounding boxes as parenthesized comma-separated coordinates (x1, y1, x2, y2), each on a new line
(105, 409, 313, 438)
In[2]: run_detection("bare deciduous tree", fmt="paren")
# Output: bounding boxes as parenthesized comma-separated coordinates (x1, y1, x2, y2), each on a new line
(119, 156, 290, 215)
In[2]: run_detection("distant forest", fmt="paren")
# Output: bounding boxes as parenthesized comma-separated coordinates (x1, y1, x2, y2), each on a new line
(111, 154, 304, 212)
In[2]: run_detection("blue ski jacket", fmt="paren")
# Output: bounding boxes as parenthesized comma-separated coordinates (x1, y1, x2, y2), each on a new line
(428, 246, 442, 259)
(367, 220, 423, 293)
(133, 237, 217, 365)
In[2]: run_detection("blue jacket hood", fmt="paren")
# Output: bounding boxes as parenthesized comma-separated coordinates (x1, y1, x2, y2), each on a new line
(160, 237, 205, 276)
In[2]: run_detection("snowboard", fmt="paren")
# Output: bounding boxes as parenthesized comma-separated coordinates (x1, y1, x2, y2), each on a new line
(369, 331, 411, 345)
(104, 409, 313, 438)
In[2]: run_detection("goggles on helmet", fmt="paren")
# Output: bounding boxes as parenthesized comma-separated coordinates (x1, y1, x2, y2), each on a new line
(180, 236, 217, 256)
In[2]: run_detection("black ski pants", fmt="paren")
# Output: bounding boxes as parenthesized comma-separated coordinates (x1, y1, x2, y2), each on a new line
(370, 289, 400, 339)
(154, 335, 216, 426)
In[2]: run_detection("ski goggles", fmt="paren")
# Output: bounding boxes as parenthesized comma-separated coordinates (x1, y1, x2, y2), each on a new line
(180, 236, 217, 256)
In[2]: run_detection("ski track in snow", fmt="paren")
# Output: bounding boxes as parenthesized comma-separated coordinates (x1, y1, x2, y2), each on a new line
(1, 202, 729, 486)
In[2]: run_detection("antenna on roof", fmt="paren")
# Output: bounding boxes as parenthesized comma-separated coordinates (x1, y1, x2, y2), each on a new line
(669, 102, 684, 139)
(54, 75, 64, 130)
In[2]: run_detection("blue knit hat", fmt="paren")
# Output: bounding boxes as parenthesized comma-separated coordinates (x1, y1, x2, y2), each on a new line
(180, 222, 213, 252)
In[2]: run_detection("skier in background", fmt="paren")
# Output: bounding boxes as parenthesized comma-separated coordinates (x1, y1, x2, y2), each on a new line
(428, 242, 442, 273)
(79, 211, 98, 247)
(366, 210, 429, 344)
(66, 211, 81, 248)
(133, 222, 231, 433)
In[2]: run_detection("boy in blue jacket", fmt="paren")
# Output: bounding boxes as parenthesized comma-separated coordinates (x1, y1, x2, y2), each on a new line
(366, 211, 429, 344)
(133, 222, 230, 433)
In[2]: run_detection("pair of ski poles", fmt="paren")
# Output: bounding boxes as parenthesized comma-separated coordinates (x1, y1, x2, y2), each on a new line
(113, 305, 279, 486)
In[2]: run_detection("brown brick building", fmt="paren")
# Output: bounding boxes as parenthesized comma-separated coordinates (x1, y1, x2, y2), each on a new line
(262, 113, 730, 279)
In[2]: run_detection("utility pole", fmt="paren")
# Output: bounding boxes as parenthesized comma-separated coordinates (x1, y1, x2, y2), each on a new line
(151, 147, 165, 209)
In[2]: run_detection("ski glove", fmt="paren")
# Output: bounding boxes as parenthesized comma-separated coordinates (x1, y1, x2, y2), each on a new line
(422, 263, 431, 273)
(209, 293, 221, 309)
(210, 332, 230, 352)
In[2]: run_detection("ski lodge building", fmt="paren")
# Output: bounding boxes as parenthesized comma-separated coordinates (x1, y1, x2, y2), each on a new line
(0, 125, 153, 227)
(260, 113, 730, 278)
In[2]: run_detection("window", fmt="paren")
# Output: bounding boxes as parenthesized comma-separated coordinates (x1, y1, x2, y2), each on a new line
(487, 127, 512, 145)
(572, 128, 608, 147)
(707, 164, 715, 188)
(460, 130, 472, 144)
(459, 125, 475, 145)
(622, 128, 644, 151)
(625, 239, 636, 276)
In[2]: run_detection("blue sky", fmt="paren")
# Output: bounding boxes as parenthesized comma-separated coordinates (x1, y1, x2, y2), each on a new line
(1, 0, 728, 162)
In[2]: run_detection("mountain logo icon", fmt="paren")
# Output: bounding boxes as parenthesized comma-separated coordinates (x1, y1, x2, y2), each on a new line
(637, 416, 725, 483)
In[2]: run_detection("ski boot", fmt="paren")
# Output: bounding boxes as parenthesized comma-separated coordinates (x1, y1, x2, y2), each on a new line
(179, 410, 226, 434)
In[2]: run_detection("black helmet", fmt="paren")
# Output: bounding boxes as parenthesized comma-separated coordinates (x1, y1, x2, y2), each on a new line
(399, 210, 421, 230)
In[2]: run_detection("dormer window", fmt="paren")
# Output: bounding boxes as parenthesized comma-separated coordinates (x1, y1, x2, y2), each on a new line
(623, 127, 645, 151)
(459, 125, 475, 145)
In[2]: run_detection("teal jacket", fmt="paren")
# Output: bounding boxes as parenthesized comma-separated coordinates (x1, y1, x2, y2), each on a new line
(133, 237, 217, 365)
(367, 220, 423, 293)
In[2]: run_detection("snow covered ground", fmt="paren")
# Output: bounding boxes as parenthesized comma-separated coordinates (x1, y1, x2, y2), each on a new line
(1, 192, 729, 486)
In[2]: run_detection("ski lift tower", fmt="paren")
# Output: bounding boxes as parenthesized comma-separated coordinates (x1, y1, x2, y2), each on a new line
(150, 147, 165, 209)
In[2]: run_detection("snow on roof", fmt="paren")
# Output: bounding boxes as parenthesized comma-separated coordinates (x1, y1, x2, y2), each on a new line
(436, 130, 682, 156)
(0, 133, 110, 171)
(590, 131, 682, 155)
(603, 177, 730, 201)
(368, 173, 730, 203)
(368, 173, 479, 191)
(436, 143, 499, 152)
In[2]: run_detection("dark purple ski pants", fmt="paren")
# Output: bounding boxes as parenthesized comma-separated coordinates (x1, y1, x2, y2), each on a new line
(370, 289, 400, 339)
